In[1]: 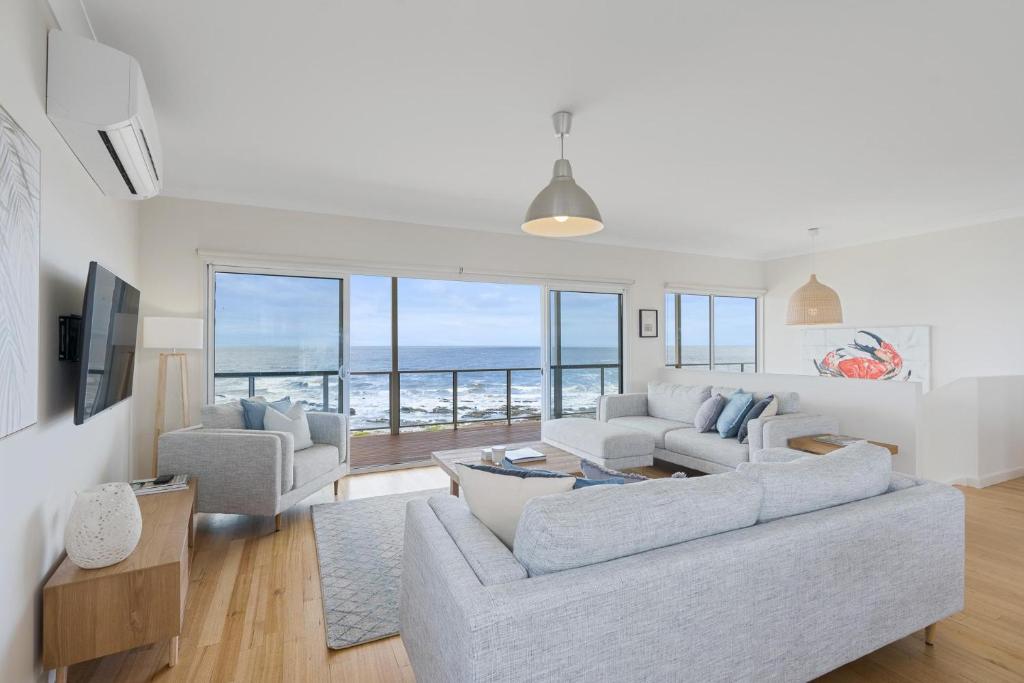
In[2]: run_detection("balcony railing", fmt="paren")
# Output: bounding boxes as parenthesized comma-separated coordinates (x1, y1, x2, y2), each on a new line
(213, 363, 621, 434)
(664, 362, 755, 372)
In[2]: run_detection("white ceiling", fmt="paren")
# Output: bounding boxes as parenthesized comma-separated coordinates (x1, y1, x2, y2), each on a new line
(84, 0, 1024, 260)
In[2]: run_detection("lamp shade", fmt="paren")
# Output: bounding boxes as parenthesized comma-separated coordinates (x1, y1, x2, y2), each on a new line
(522, 159, 603, 237)
(786, 274, 843, 325)
(143, 317, 204, 350)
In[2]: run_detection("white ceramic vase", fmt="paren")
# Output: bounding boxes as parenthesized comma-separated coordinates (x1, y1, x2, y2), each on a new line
(64, 482, 143, 569)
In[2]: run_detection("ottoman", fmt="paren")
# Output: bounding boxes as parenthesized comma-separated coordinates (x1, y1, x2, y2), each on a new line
(542, 418, 655, 470)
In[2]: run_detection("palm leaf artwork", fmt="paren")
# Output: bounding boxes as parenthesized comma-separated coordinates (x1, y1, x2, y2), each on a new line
(0, 106, 40, 438)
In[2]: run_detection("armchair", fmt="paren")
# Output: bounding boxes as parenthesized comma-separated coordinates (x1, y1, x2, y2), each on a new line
(157, 402, 348, 530)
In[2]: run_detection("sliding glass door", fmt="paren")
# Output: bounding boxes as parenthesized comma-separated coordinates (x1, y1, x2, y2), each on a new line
(547, 289, 623, 418)
(210, 270, 348, 416)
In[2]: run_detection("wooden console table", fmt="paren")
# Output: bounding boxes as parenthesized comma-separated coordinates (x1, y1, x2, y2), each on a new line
(788, 435, 898, 456)
(43, 479, 197, 682)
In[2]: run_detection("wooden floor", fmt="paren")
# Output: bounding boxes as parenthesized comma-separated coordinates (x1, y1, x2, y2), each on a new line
(349, 421, 540, 468)
(68, 475, 1024, 682)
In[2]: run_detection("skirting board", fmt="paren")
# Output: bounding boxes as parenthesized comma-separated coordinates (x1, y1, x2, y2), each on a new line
(945, 466, 1024, 489)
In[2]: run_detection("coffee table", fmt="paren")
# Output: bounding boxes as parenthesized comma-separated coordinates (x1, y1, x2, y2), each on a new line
(432, 440, 670, 496)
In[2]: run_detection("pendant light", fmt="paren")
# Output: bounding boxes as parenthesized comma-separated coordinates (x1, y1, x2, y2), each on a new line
(786, 228, 843, 325)
(522, 111, 603, 237)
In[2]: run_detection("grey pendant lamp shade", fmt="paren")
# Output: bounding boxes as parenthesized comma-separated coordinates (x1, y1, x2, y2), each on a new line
(522, 111, 604, 237)
(786, 228, 844, 325)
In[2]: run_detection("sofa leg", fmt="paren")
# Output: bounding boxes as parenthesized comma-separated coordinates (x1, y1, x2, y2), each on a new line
(274, 513, 282, 532)
(924, 623, 937, 645)
(334, 479, 340, 497)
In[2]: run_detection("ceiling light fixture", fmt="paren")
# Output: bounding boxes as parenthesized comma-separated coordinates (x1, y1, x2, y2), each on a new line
(786, 228, 844, 325)
(522, 111, 603, 237)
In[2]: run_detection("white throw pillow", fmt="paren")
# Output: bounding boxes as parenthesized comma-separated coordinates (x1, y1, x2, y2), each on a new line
(760, 396, 779, 419)
(264, 403, 314, 451)
(455, 464, 575, 548)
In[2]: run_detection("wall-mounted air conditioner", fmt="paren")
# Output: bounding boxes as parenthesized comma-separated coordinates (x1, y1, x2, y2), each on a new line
(46, 30, 163, 199)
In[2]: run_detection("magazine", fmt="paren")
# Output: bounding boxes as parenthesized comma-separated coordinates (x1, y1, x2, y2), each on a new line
(130, 474, 189, 496)
(812, 434, 863, 447)
(504, 447, 546, 464)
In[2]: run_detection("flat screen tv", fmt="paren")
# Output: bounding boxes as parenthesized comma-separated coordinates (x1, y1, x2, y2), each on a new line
(74, 262, 141, 425)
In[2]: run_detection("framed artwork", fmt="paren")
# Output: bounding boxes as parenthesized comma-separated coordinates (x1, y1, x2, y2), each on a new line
(801, 326, 931, 392)
(0, 106, 40, 438)
(639, 309, 658, 338)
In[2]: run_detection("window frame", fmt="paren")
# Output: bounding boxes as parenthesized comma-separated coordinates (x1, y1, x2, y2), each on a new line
(664, 287, 764, 373)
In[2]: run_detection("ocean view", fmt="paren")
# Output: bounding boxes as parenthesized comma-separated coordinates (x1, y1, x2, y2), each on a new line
(214, 344, 754, 430)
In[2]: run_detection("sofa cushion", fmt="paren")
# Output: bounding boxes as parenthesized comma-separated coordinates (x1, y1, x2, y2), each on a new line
(713, 387, 800, 415)
(542, 417, 655, 460)
(736, 441, 893, 522)
(664, 428, 751, 468)
(607, 416, 690, 448)
(427, 495, 528, 585)
(240, 396, 293, 429)
(737, 395, 774, 444)
(455, 463, 575, 548)
(264, 403, 314, 450)
(750, 447, 805, 464)
(513, 472, 763, 576)
(716, 391, 754, 438)
(646, 382, 711, 423)
(579, 459, 649, 483)
(500, 458, 624, 489)
(694, 393, 727, 432)
(201, 401, 246, 429)
(292, 443, 339, 488)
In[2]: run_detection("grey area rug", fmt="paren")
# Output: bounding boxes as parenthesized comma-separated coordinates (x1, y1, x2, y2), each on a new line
(311, 488, 446, 649)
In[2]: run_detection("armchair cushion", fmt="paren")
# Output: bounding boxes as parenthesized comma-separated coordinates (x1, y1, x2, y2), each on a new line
(306, 411, 348, 462)
(200, 401, 246, 429)
(264, 403, 314, 450)
(294, 444, 341, 488)
(240, 396, 292, 429)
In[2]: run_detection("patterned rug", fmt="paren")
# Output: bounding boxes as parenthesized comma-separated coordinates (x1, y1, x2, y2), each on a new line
(311, 488, 446, 649)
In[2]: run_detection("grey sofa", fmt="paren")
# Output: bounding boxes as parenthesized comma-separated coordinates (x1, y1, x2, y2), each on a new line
(157, 402, 348, 530)
(399, 444, 965, 682)
(597, 381, 838, 473)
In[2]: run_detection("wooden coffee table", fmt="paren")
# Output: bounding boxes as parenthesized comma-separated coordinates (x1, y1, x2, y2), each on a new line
(432, 440, 669, 496)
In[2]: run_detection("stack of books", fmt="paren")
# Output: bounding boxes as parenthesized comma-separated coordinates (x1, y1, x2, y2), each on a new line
(504, 447, 546, 464)
(130, 474, 189, 496)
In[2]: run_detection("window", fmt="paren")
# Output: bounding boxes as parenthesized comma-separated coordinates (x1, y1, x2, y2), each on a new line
(665, 291, 758, 373)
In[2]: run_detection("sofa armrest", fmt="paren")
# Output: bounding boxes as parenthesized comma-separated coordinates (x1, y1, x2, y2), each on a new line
(307, 411, 348, 464)
(749, 413, 840, 451)
(157, 427, 293, 515)
(597, 393, 648, 422)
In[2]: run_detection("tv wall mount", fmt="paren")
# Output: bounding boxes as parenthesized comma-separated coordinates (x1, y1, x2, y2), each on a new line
(58, 315, 81, 362)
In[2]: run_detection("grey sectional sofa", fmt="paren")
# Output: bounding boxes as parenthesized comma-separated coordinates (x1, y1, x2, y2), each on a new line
(597, 381, 838, 473)
(399, 444, 965, 682)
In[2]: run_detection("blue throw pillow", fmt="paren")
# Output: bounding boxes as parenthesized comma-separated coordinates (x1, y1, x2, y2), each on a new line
(737, 395, 774, 444)
(716, 390, 754, 438)
(572, 476, 625, 488)
(579, 459, 648, 483)
(240, 396, 292, 430)
(501, 458, 623, 488)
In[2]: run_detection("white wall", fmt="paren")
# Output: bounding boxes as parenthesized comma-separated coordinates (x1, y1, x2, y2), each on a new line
(132, 196, 765, 476)
(661, 368, 922, 474)
(763, 219, 1024, 484)
(0, 2, 140, 681)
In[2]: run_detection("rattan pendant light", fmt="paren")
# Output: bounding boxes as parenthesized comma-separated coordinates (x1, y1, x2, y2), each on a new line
(786, 228, 843, 325)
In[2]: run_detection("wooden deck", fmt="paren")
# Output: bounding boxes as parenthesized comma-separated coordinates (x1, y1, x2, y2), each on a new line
(349, 421, 541, 468)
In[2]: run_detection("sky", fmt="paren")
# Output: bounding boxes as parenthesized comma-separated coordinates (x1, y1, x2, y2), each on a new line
(214, 273, 755, 349)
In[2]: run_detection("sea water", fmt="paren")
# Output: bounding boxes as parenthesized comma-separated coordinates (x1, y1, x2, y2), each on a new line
(214, 345, 754, 431)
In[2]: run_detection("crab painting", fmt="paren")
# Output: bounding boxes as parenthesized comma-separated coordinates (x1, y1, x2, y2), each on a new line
(814, 330, 912, 382)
